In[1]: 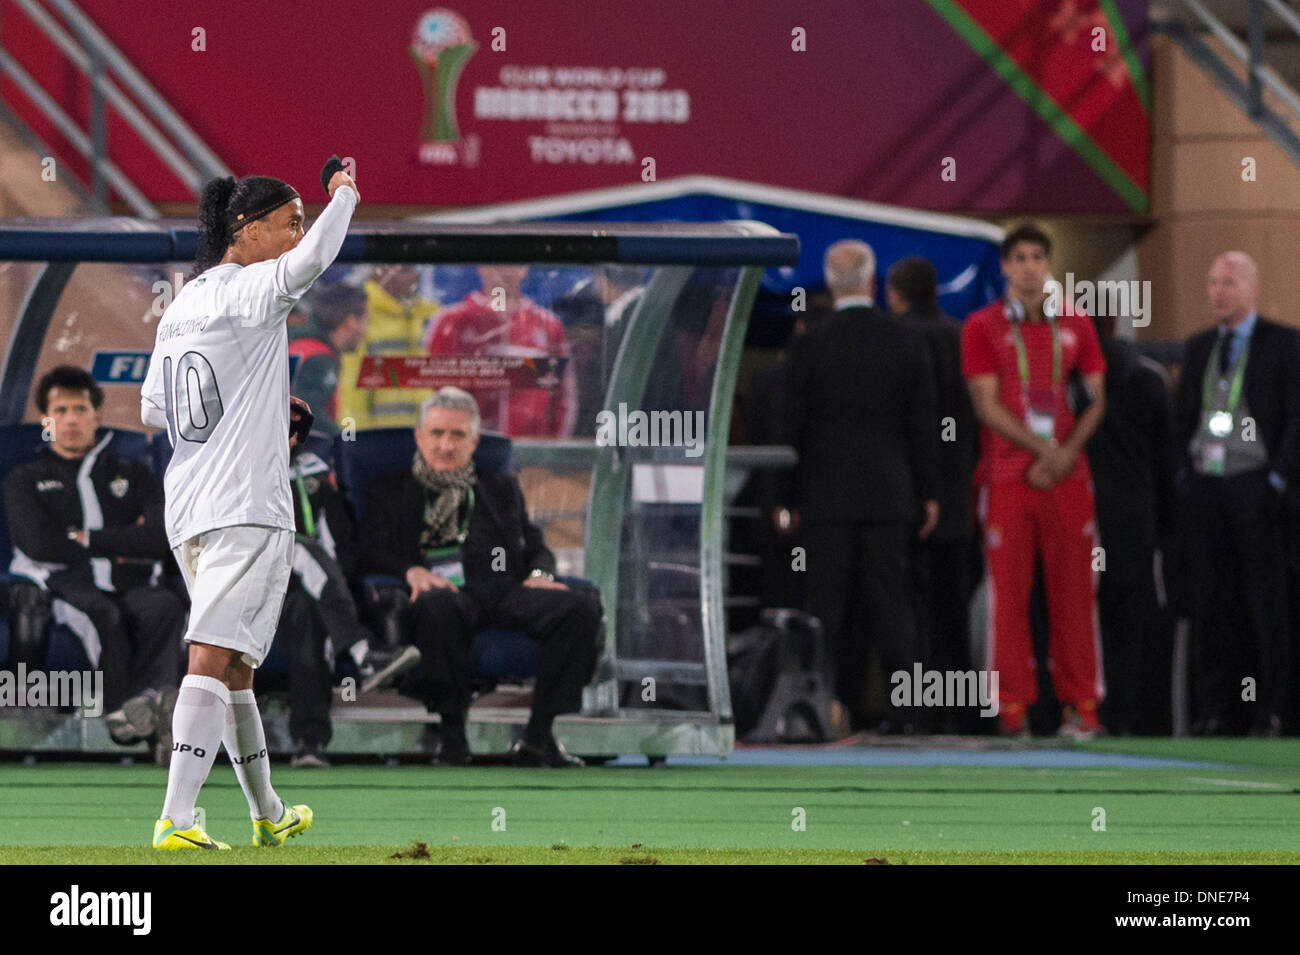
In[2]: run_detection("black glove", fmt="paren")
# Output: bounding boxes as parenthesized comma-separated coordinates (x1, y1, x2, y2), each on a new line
(290, 396, 315, 444)
(320, 154, 346, 195)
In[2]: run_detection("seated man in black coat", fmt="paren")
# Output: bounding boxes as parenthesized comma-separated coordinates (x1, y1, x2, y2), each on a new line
(359, 387, 601, 767)
(4, 365, 183, 753)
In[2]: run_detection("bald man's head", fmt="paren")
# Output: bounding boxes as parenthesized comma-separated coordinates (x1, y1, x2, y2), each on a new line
(824, 240, 876, 300)
(1207, 251, 1259, 326)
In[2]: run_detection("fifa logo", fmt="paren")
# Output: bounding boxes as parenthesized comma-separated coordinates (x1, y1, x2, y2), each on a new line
(412, 8, 478, 165)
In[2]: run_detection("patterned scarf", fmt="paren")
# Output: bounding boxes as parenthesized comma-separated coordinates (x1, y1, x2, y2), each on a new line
(412, 451, 476, 550)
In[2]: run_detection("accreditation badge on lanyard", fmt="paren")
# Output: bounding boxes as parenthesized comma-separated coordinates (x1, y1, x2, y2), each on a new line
(1200, 335, 1250, 476)
(293, 470, 317, 543)
(422, 487, 474, 586)
(423, 544, 465, 587)
(1011, 319, 1062, 445)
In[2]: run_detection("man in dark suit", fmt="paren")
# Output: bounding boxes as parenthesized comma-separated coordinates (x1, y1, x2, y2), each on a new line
(741, 291, 833, 614)
(781, 240, 940, 731)
(886, 257, 978, 731)
(1086, 313, 1177, 736)
(359, 387, 602, 766)
(1174, 251, 1300, 736)
(551, 266, 646, 433)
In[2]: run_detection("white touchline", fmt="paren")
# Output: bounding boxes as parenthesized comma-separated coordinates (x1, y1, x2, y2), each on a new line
(1184, 777, 1286, 789)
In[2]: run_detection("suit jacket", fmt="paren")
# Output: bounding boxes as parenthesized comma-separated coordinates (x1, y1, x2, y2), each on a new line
(903, 305, 977, 538)
(1174, 316, 1300, 485)
(782, 305, 939, 522)
(359, 466, 557, 607)
(1087, 338, 1176, 562)
(742, 357, 790, 516)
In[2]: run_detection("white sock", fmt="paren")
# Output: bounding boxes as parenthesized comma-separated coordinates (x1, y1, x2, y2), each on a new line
(223, 689, 283, 821)
(160, 675, 229, 830)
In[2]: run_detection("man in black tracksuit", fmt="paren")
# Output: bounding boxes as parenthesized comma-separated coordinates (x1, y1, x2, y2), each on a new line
(3, 366, 182, 745)
(273, 441, 379, 766)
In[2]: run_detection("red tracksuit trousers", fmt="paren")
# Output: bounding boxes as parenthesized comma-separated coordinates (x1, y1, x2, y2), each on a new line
(982, 475, 1105, 708)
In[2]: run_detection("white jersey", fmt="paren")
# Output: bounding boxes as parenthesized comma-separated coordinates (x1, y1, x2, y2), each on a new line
(141, 186, 357, 548)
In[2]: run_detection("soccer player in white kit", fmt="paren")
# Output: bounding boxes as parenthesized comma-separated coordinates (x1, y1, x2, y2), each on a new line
(142, 161, 358, 849)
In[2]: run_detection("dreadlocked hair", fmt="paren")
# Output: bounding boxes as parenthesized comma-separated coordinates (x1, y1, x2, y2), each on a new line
(193, 176, 237, 276)
(192, 175, 296, 277)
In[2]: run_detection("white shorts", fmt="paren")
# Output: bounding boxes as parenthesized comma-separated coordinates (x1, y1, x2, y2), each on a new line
(173, 525, 294, 668)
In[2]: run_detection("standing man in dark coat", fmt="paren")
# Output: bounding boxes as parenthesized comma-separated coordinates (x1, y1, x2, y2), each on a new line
(1174, 251, 1300, 736)
(1086, 313, 1176, 735)
(744, 291, 833, 613)
(886, 257, 978, 731)
(782, 240, 940, 731)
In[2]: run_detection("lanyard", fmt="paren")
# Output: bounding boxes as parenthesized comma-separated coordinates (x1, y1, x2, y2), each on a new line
(459, 486, 475, 541)
(1201, 332, 1251, 414)
(293, 471, 315, 538)
(424, 486, 476, 556)
(1009, 319, 1061, 388)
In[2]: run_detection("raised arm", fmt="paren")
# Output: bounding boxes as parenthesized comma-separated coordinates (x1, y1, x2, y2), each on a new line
(273, 174, 359, 299)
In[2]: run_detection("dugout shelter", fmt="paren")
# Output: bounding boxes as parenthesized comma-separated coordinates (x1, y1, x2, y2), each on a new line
(0, 218, 797, 761)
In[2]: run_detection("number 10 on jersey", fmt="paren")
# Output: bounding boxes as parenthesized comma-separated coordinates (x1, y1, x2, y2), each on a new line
(163, 352, 224, 444)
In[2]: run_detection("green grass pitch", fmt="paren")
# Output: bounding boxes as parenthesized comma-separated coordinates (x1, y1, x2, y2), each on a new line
(2, 738, 1299, 864)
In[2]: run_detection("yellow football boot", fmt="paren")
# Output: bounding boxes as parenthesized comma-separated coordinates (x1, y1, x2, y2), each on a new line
(153, 817, 231, 850)
(253, 802, 313, 846)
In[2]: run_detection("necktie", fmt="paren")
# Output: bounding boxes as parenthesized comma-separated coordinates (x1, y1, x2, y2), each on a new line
(1219, 330, 1234, 374)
